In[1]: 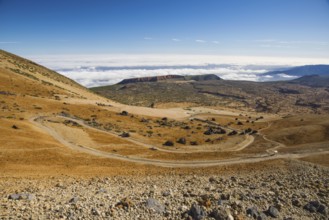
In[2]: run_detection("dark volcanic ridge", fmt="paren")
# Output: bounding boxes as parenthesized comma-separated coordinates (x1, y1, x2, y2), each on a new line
(118, 74, 221, 84)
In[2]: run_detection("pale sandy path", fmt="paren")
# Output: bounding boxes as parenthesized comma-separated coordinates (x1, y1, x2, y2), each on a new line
(29, 116, 328, 168)
(257, 122, 286, 154)
(39, 115, 256, 153)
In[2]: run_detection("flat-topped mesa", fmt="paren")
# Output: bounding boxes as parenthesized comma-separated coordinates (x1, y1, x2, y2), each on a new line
(117, 74, 221, 84)
(118, 75, 184, 84)
(185, 74, 221, 81)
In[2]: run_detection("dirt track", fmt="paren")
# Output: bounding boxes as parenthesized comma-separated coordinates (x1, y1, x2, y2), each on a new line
(29, 116, 329, 168)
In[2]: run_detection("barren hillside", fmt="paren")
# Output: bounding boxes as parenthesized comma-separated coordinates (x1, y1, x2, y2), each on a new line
(92, 75, 329, 114)
(0, 50, 328, 219)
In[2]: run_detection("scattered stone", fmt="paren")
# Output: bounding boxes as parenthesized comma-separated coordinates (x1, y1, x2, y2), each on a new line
(8, 194, 20, 200)
(304, 201, 327, 215)
(145, 198, 165, 214)
(198, 195, 211, 208)
(210, 207, 234, 220)
(188, 204, 206, 220)
(8, 193, 34, 201)
(116, 198, 134, 209)
(1, 165, 328, 219)
(220, 193, 230, 201)
(257, 212, 267, 220)
(318, 204, 327, 215)
(162, 190, 171, 197)
(292, 199, 301, 207)
(209, 177, 217, 183)
(267, 206, 279, 218)
(55, 182, 65, 189)
(97, 188, 107, 194)
(91, 207, 100, 216)
(69, 197, 78, 203)
(247, 207, 259, 219)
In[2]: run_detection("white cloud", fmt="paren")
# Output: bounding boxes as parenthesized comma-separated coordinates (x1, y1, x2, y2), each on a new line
(28, 54, 329, 88)
(172, 38, 181, 42)
(144, 37, 152, 40)
(277, 73, 297, 78)
(212, 41, 219, 44)
(58, 66, 268, 87)
(196, 39, 206, 43)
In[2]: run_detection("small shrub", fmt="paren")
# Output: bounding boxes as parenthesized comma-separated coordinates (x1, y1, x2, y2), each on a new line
(163, 140, 174, 146)
(120, 111, 128, 116)
(119, 132, 130, 138)
(177, 137, 186, 144)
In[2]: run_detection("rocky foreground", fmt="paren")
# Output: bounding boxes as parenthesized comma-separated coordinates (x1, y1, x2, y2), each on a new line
(0, 161, 328, 220)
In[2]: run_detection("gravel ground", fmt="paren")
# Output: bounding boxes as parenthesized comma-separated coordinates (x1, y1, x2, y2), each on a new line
(0, 162, 328, 220)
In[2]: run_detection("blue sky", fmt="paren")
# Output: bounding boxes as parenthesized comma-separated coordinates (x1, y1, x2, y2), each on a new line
(1, 0, 329, 58)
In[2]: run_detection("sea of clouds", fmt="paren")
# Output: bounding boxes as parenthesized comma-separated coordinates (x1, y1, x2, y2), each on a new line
(28, 54, 329, 88)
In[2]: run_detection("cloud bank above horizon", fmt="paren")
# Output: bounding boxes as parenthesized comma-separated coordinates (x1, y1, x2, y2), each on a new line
(29, 54, 329, 88)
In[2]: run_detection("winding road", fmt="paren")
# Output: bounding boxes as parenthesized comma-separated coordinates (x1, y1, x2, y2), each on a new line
(29, 115, 328, 168)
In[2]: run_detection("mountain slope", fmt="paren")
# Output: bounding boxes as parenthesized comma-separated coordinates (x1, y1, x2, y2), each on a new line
(262, 65, 329, 77)
(0, 50, 124, 176)
(290, 75, 329, 88)
(0, 49, 93, 99)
